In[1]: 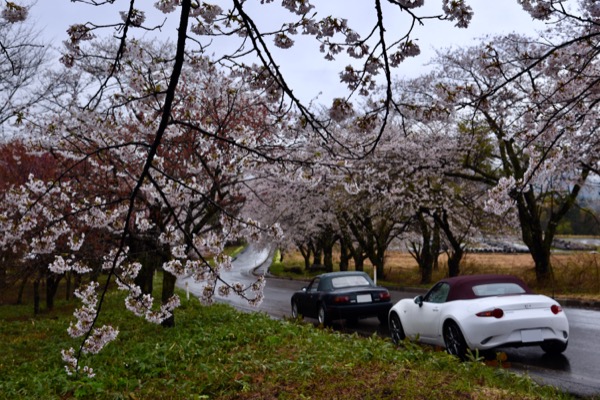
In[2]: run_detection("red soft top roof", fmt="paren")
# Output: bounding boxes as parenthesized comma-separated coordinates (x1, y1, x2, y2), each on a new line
(439, 274, 533, 302)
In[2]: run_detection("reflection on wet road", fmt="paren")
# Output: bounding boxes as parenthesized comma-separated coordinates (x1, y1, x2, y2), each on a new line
(501, 308, 600, 398)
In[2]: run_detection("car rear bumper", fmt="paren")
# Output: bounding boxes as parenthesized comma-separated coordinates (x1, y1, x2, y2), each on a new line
(463, 314, 569, 350)
(326, 302, 392, 321)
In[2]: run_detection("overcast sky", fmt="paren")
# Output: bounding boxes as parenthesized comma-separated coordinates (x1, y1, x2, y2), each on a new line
(30, 0, 547, 104)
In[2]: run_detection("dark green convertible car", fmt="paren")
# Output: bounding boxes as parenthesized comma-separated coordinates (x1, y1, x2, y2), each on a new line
(290, 271, 392, 325)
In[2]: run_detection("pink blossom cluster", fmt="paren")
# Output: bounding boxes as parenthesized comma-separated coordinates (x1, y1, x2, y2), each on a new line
(120, 8, 146, 27)
(115, 262, 143, 290)
(442, 0, 473, 28)
(68, 282, 100, 338)
(196, 2, 222, 23)
(583, 1, 600, 19)
(83, 325, 120, 354)
(397, 0, 425, 8)
(48, 255, 92, 275)
(125, 288, 180, 324)
(518, 0, 554, 20)
(61, 348, 94, 377)
(281, 0, 315, 15)
(154, 0, 180, 14)
(329, 98, 355, 122)
(1, 1, 27, 23)
(484, 177, 518, 216)
(274, 33, 295, 49)
(60, 24, 96, 67)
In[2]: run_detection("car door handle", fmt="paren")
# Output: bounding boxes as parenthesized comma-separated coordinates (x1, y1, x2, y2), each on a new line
(432, 308, 439, 312)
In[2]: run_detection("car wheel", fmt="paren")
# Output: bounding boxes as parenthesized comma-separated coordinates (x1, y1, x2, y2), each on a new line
(443, 321, 468, 360)
(541, 340, 568, 355)
(317, 304, 330, 325)
(389, 313, 405, 345)
(291, 301, 302, 319)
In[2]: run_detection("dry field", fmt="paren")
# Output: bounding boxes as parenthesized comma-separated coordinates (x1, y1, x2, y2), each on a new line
(280, 250, 600, 299)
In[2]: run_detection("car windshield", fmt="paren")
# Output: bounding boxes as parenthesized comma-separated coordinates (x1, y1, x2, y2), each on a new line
(472, 283, 526, 297)
(331, 275, 371, 289)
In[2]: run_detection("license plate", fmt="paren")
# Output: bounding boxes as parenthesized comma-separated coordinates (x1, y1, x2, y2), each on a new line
(521, 329, 543, 343)
(356, 294, 372, 303)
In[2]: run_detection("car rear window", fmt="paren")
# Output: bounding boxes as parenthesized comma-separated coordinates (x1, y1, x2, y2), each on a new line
(472, 283, 527, 297)
(331, 275, 371, 288)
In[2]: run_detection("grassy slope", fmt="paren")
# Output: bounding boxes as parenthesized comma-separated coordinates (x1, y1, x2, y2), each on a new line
(0, 286, 573, 400)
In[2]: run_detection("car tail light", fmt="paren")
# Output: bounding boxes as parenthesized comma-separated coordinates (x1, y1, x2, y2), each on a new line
(379, 292, 391, 301)
(551, 304, 563, 315)
(333, 296, 350, 304)
(476, 308, 504, 319)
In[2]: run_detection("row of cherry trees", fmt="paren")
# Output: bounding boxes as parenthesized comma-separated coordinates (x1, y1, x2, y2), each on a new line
(1, 0, 598, 377)
(244, 100, 506, 284)
(255, 0, 600, 287)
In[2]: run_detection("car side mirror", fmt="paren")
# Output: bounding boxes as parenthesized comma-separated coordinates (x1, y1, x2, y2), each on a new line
(414, 295, 424, 307)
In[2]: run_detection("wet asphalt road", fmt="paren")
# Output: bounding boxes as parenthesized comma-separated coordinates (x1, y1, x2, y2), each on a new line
(177, 245, 600, 399)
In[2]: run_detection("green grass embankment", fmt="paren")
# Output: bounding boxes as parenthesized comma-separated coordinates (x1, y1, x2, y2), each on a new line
(0, 284, 573, 400)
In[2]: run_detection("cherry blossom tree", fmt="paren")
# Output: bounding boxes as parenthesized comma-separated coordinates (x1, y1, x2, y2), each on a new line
(386, 75, 516, 283)
(0, 2, 50, 136)
(0, 140, 60, 307)
(1, 37, 285, 375)
(427, 24, 599, 284)
(4, 0, 591, 377)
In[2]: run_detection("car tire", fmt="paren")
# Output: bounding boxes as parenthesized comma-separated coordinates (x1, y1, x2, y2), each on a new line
(317, 304, 330, 325)
(389, 313, 405, 345)
(291, 300, 302, 320)
(541, 340, 568, 355)
(443, 321, 468, 361)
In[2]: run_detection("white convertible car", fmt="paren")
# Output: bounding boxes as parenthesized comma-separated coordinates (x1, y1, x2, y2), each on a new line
(388, 274, 569, 359)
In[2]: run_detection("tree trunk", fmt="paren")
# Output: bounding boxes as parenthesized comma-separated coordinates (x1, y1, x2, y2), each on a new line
(74, 274, 82, 296)
(516, 188, 553, 285)
(66, 271, 71, 301)
(312, 244, 323, 268)
(340, 238, 352, 271)
(432, 223, 441, 271)
(447, 248, 463, 277)
(298, 244, 311, 270)
(419, 218, 433, 285)
(409, 211, 434, 284)
(161, 270, 177, 328)
(420, 247, 433, 284)
(339, 224, 364, 272)
(33, 279, 40, 315)
(17, 277, 27, 305)
(323, 245, 334, 272)
(339, 239, 350, 272)
(373, 250, 386, 281)
(0, 256, 6, 302)
(45, 274, 61, 311)
(528, 237, 553, 285)
(433, 209, 465, 278)
(317, 228, 337, 273)
(134, 250, 155, 295)
(354, 252, 365, 272)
